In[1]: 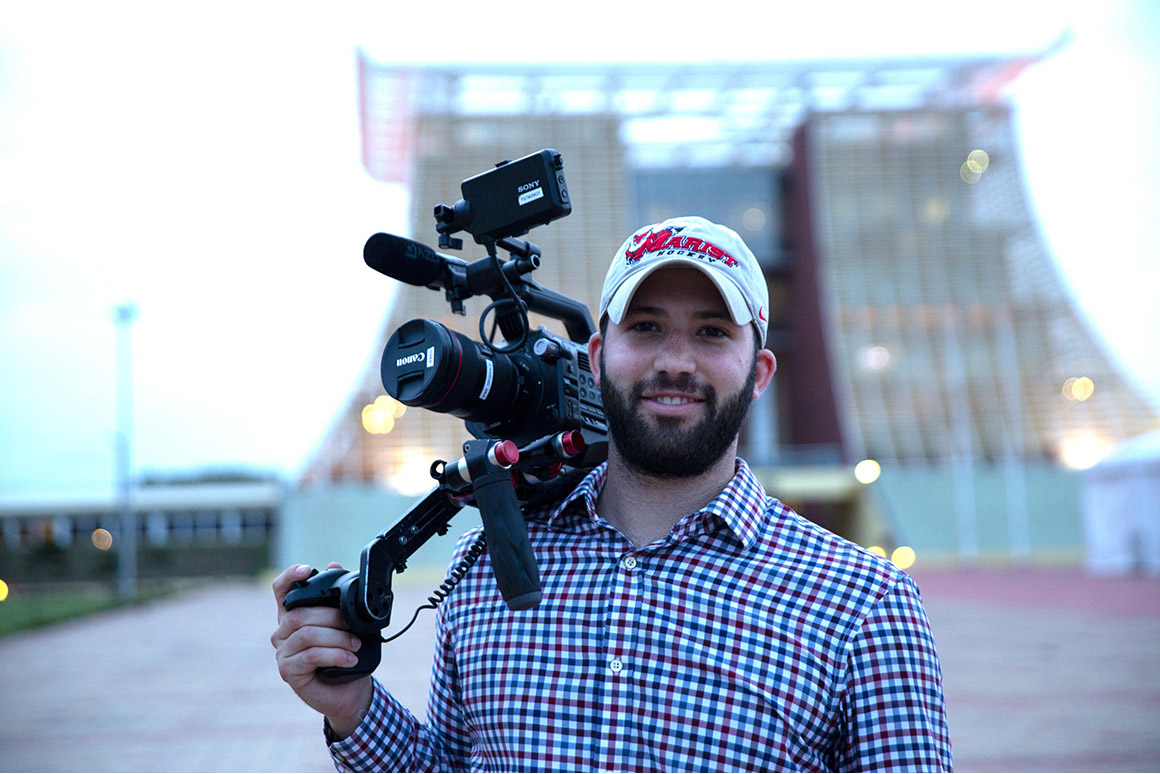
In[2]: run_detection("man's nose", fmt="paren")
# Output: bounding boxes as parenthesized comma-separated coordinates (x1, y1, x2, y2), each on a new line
(653, 334, 696, 376)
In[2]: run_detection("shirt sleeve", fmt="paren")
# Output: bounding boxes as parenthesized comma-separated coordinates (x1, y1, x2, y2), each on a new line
(327, 599, 472, 772)
(834, 574, 954, 772)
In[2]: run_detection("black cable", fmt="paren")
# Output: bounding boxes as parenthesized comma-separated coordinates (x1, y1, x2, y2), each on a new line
(480, 242, 529, 355)
(379, 532, 488, 644)
(480, 299, 528, 353)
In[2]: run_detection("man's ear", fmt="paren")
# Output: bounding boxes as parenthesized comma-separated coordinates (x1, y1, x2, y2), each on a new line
(752, 349, 776, 401)
(587, 331, 603, 386)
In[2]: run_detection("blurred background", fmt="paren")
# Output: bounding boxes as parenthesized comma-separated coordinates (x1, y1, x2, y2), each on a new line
(1, 1, 1158, 771)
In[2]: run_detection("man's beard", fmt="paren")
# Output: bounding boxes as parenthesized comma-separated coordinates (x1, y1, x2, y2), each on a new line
(599, 356, 757, 479)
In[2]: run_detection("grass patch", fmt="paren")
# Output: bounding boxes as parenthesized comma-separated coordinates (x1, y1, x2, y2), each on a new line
(0, 583, 187, 638)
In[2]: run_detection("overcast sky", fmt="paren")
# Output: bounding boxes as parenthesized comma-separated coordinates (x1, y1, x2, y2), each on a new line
(1, 1, 1156, 500)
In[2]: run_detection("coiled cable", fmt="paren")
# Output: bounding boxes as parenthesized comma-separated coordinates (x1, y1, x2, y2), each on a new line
(380, 532, 488, 643)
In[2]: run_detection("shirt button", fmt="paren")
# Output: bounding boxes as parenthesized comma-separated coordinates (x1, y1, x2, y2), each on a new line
(621, 556, 637, 571)
(609, 658, 623, 674)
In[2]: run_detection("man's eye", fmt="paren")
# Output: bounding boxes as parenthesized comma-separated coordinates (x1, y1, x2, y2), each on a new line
(700, 326, 729, 338)
(629, 321, 659, 332)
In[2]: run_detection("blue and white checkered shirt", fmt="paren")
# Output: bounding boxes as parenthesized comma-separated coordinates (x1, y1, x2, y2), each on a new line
(329, 458, 952, 772)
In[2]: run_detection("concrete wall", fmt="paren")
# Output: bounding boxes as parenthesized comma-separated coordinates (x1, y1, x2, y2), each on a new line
(276, 485, 482, 577)
(874, 462, 1083, 561)
(281, 463, 1084, 577)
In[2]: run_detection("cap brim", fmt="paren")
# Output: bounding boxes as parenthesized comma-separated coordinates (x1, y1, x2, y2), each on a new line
(604, 258, 754, 328)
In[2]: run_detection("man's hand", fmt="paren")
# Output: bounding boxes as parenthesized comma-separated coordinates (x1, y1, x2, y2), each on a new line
(271, 563, 374, 739)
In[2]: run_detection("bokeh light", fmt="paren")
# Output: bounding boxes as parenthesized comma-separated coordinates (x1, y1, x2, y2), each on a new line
(392, 452, 439, 496)
(1073, 377, 1094, 401)
(857, 345, 892, 372)
(922, 197, 949, 224)
(375, 394, 406, 419)
(891, 546, 917, 570)
(0, 578, 9, 602)
(741, 206, 766, 232)
(361, 401, 396, 434)
(854, 459, 882, 484)
(1062, 376, 1095, 401)
(1058, 432, 1111, 470)
(867, 546, 887, 558)
(92, 528, 113, 551)
(967, 149, 990, 173)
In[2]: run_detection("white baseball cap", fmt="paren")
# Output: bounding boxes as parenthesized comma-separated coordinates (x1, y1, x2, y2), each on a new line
(599, 216, 769, 346)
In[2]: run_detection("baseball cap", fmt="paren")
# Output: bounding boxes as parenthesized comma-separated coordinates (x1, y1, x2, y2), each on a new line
(599, 216, 769, 346)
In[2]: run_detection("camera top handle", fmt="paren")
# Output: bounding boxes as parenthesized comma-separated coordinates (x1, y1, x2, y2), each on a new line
(448, 235, 596, 346)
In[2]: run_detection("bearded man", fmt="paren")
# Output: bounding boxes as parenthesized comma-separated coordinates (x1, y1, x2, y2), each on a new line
(272, 216, 953, 772)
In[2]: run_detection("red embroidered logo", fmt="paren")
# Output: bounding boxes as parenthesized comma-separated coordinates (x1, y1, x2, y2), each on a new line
(625, 227, 738, 268)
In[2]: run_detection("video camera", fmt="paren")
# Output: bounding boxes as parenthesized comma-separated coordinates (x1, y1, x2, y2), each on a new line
(284, 150, 607, 683)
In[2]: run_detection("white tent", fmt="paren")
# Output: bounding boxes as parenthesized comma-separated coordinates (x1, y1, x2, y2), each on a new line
(1082, 429, 1160, 575)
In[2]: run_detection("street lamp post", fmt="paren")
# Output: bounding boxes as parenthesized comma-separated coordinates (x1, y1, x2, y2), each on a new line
(114, 302, 138, 601)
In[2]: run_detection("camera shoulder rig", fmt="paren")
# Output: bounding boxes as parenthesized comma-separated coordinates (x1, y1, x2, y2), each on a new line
(285, 150, 607, 682)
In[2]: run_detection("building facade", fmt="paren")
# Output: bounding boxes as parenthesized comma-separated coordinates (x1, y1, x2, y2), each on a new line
(297, 53, 1160, 559)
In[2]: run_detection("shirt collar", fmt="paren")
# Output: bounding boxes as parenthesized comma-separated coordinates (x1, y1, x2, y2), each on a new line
(696, 457, 769, 548)
(545, 463, 607, 529)
(545, 458, 770, 549)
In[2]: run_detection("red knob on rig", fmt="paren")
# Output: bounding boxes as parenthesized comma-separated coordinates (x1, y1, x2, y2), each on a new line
(559, 430, 585, 458)
(490, 440, 520, 468)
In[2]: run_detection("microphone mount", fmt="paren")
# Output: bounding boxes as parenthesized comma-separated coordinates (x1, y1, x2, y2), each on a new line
(440, 238, 542, 317)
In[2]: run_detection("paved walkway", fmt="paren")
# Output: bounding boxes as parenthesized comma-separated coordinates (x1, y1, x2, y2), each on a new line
(1, 565, 1158, 772)
(911, 567, 1160, 772)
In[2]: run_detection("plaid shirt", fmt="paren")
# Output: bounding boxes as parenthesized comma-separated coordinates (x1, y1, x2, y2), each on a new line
(329, 459, 952, 772)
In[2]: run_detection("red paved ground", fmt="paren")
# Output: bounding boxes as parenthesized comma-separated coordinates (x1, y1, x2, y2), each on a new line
(0, 565, 1157, 771)
(910, 564, 1160, 772)
(910, 565, 1160, 619)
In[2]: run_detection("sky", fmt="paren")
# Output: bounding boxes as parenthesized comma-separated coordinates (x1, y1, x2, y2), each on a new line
(0, 1, 1157, 500)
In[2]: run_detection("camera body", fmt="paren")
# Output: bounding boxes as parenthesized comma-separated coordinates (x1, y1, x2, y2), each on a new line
(375, 148, 607, 470)
(382, 321, 604, 459)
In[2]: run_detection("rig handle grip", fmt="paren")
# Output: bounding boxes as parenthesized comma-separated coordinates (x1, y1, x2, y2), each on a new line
(472, 468, 542, 610)
(284, 568, 384, 684)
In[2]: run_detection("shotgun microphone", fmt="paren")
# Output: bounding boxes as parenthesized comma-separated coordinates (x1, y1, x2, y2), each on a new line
(363, 232, 457, 288)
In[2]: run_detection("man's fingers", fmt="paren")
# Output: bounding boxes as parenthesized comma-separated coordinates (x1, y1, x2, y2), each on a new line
(277, 645, 360, 682)
(279, 624, 362, 657)
(272, 605, 347, 646)
(272, 564, 314, 607)
(273, 622, 362, 686)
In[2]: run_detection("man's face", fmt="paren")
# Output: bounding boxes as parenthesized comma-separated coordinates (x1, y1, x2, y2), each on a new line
(589, 267, 775, 478)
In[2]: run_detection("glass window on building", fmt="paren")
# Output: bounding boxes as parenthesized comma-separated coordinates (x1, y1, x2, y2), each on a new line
(631, 167, 783, 269)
